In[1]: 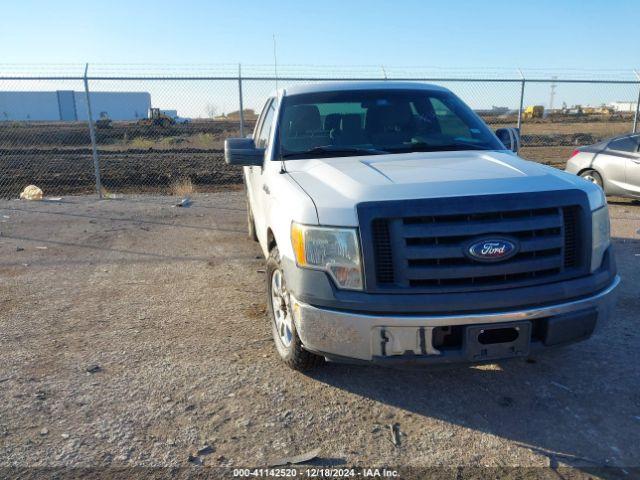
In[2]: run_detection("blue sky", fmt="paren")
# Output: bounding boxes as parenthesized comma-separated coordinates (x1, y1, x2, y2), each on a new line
(3, 0, 638, 69)
(2, 1, 639, 117)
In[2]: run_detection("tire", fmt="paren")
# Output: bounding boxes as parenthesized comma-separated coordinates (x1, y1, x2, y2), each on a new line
(580, 169, 604, 189)
(266, 247, 324, 371)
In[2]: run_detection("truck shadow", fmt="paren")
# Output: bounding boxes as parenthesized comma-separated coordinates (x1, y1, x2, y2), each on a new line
(307, 236, 640, 473)
(309, 348, 638, 474)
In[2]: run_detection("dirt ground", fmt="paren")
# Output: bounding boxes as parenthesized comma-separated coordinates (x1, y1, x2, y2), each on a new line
(0, 120, 248, 198)
(0, 149, 240, 197)
(0, 117, 636, 198)
(0, 192, 639, 478)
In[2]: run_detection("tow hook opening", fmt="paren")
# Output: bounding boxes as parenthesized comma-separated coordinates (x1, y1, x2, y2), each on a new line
(380, 328, 389, 356)
(478, 327, 519, 345)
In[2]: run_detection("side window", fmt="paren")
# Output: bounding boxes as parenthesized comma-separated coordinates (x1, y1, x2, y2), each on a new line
(608, 135, 640, 153)
(429, 98, 471, 138)
(255, 101, 276, 149)
(253, 99, 272, 139)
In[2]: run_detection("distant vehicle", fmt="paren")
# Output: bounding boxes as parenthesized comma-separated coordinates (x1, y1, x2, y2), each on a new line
(566, 133, 640, 198)
(138, 108, 176, 127)
(523, 105, 544, 119)
(95, 112, 112, 129)
(161, 109, 190, 124)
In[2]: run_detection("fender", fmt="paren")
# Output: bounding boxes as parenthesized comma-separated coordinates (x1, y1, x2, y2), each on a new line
(261, 172, 318, 261)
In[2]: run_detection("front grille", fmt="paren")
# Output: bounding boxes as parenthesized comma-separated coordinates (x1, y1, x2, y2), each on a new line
(372, 219, 394, 284)
(563, 206, 580, 268)
(360, 192, 590, 293)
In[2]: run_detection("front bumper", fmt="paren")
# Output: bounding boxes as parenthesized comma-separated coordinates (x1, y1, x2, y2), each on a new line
(291, 276, 620, 364)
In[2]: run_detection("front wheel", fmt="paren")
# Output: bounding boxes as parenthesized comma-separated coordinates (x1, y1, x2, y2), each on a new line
(266, 247, 324, 371)
(580, 169, 604, 189)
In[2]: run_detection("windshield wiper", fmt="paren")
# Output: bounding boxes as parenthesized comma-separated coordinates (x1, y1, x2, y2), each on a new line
(281, 145, 389, 159)
(386, 142, 487, 153)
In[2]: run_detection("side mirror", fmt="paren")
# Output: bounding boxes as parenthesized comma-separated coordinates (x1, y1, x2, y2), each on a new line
(224, 138, 265, 166)
(495, 127, 521, 153)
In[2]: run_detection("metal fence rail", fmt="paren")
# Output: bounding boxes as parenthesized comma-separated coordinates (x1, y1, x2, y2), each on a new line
(1, 65, 639, 198)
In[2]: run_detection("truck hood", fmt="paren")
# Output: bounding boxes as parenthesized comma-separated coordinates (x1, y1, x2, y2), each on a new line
(285, 150, 603, 225)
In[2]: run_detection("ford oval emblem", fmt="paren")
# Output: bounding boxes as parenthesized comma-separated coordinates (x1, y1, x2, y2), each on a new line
(466, 237, 519, 263)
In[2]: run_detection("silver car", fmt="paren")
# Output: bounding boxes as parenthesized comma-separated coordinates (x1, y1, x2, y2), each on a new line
(565, 133, 640, 198)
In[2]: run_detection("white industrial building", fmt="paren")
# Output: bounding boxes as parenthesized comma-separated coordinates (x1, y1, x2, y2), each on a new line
(0, 91, 151, 121)
(609, 101, 638, 113)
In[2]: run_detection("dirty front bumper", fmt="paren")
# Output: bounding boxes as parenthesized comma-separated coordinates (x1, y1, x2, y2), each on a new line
(290, 276, 620, 364)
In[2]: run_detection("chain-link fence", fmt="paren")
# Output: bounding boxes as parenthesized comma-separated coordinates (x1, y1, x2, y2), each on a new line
(1, 65, 639, 198)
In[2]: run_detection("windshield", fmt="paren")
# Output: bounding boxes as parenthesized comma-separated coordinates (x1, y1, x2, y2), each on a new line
(275, 89, 505, 160)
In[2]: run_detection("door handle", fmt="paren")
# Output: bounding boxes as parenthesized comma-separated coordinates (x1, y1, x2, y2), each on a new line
(262, 184, 270, 195)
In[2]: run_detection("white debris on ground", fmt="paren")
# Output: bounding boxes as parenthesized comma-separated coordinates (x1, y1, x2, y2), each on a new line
(19, 185, 43, 201)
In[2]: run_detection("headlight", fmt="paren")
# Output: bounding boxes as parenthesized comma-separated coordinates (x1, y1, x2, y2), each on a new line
(591, 205, 610, 272)
(586, 182, 607, 211)
(291, 223, 363, 290)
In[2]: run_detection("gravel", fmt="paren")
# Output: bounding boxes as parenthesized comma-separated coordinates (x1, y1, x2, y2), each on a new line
(0, 192, 638, 475)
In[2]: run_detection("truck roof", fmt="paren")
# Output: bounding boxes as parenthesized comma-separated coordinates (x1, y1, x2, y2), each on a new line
(276, 81, 450, 97)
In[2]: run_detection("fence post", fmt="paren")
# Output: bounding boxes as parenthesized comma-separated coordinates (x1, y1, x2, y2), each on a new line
(517, 69, 525, 132)
(633, 70, 640, 134)
(83, 63, 102, 199)
(238, 63, 245, 137)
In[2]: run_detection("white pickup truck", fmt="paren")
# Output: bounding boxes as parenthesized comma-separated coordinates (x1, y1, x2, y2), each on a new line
(225, 82, 619, 370)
